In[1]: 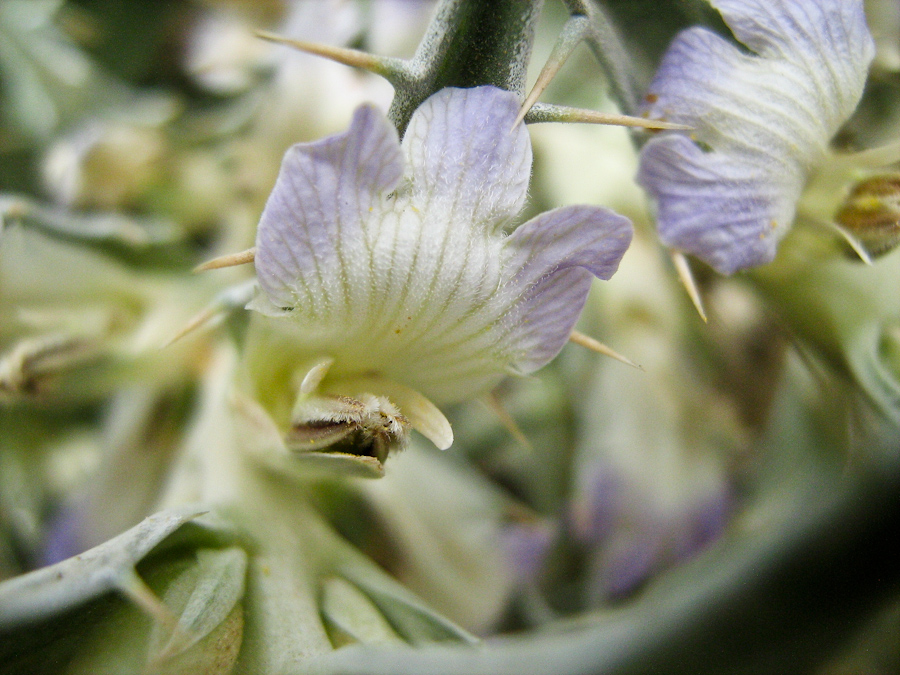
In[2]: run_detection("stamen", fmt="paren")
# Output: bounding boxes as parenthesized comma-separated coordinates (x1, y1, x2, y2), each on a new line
(323, 374, 453, 450)
(671, 252, 708, 322)
(299, 357, 335, 396)
(377, 385, 452, 451)
(255, 31, 404, 81)
(512, 15, 591, 130)
(483, 390, 532, 449)
(525, 103, 691, 131)
(569, 330, 643, 370)
(194, 247, 256, 272)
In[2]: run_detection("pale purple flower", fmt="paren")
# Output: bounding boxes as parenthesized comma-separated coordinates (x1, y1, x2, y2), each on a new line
(500, 519, 555, 585)
(637, 0, 875, 274)
(572, 460, 733, 600)
(249, 86, 632, 449)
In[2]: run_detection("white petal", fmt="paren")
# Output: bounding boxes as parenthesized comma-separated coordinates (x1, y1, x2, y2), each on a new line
(299, 357, 335, 395)
(253, 104, 403, 313)
(402, 86, 531, 230)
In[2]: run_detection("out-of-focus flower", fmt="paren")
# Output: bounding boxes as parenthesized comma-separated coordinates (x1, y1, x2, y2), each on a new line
(572, 457, 732, 600)
(184, 8, 280, 95)
(565, 230, 750, 603)
(42, 119, 169, 211)
(247, 85, 632, 452)
(231, 0, 396, 148)
(0, 0, 108, 150)
(637, 0, 875, 274)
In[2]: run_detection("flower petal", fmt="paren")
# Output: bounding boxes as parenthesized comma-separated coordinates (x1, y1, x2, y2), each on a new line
(637, 0, 874, 273)
(402, 86, 531, 229)
(252, 104, 403, 312)
(502, 205, 633, 373)
(639, 135, 799, 273)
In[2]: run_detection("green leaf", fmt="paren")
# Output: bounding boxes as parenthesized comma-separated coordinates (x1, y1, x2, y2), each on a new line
(148, 546, 248, 661)
(342, 572, 478, 647)
(0, 507, 203, 628)
(320, 576, 404, 647)
(0, 508, 249, 675)
(57, 546, 246, 675)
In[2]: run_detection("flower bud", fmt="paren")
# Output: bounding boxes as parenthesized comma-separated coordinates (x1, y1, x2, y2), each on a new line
(835, 173, 900, 259)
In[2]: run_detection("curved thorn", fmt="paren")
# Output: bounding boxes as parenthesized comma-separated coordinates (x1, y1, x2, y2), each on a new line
(512, 15, 590, 130)
(820, 219, 874, 265)
(483, 391, 532, 449)
(194, 247, 256, 273)
(671, 252, 708, 323)
(162, 280, 256, 348)
(160, 307, 219, 349)
(569, 330, 643, 370)
(255, 30, 404, 81)
(526, 103, 692, 130)
(115, 568, 178, 630)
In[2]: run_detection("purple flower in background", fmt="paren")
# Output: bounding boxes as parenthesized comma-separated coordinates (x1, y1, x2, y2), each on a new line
(249, 86, 632, 449)
(500, 518, 556, 585)
(637, 0, 874, 274)
(572, 460, 733, 601)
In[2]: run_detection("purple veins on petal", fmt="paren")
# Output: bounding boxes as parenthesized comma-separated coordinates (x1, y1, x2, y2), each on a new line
(637, 0, 875, 274)
(248, 85, 633, 412)
(402, 86, 532, 228)
(253, 104, 404, 312)
(503, 205, 632, 374)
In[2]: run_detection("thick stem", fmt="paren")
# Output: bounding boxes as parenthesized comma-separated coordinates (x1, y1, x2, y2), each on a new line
(388, 0, 543, 136)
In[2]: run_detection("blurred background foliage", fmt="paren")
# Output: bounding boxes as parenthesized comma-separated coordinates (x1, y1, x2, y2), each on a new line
(1, 1, 900, 673)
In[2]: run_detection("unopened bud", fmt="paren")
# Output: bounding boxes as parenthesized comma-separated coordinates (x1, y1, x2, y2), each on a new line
(835, 173, 900, 259)
(0, 335, 98, 400)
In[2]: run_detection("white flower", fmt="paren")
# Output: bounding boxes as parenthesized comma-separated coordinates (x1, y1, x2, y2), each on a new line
(248, 85, 632, 450)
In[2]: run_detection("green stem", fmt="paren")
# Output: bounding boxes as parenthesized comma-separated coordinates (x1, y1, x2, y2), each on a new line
(388, 0, 543, 135)
(562, 0, 638, 114)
